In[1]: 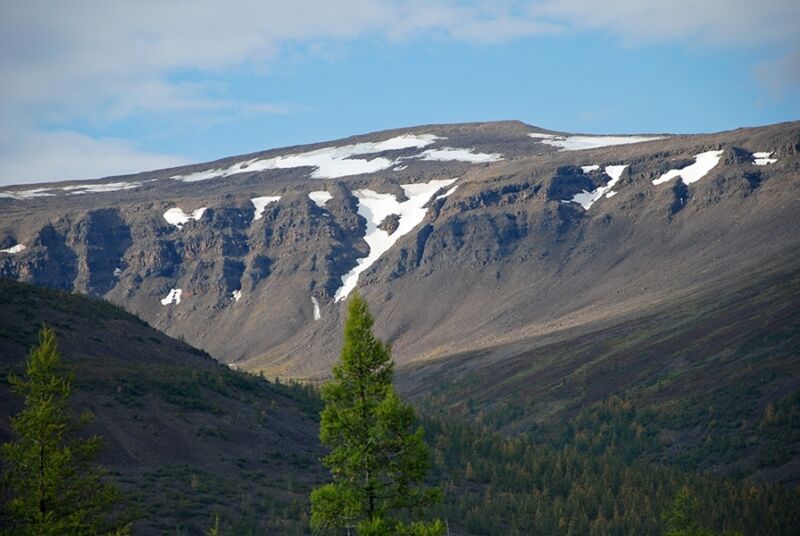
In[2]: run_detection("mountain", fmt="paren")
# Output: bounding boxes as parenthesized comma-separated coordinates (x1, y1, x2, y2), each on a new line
(1, 120, 798, 482)
(1, 121, 796, 377)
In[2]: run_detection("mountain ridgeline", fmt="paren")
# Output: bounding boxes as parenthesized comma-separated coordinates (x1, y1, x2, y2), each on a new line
(1, 120, 799, 486)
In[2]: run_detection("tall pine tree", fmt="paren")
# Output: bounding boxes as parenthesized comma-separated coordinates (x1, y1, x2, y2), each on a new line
(1, 326, 124, 535)
(311, 294, 443, 535)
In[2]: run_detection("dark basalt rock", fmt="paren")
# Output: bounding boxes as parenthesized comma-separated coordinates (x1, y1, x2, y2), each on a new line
(670, 180, 690, 216)
(546, 166, 595, 201)
(81, 209, 132, 295)
(378, 214, 400, 235)
(725, 146, 754, 165)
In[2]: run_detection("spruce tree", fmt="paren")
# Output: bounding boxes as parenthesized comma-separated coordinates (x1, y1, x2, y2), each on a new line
(310, 294, 443, 535)
(1, 327, 124, 535)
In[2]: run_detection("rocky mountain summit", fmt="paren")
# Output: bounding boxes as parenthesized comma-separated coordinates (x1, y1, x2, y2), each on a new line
(1, 120, 798, 379)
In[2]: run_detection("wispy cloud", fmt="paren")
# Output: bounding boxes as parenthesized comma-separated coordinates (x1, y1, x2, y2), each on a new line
(0, 129, 189, 186)
(535, 0, 800, 46)
(755, 47, 800, 96)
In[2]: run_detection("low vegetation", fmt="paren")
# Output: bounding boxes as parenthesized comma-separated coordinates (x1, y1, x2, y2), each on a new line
(0, 280, 798, 534)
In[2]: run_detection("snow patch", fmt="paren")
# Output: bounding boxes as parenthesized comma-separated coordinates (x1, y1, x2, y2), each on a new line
(171, 134, 442, 181)
(113, 267, 122, 277)
(603, 165, 627, 198)
(0, 244, 26, 254)
(308, 191, 333, 208)
(415, 147, 503, 163)
(564, 165, 628, 210)
(160, 288, 182, 305)
(435, 185, 459, 200)
(163, 207, 207, 229)
(251, 196, 281, 220)
(232, 290, 242, 302)
(2, 181, 144, 199)
(653, 150, 723, 185)
(0, 187, 57, 200)
(312, 296, 321, 320)
(393, 165, 408, 171)
(334, 178, 458, 302)
(752, 151, 777, 166)
(581, 165, 600, 173)
(530, 132, 665, 151)
(62, 181, 142, 194)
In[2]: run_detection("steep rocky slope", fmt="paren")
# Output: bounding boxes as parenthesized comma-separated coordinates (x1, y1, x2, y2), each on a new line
(1, 120, 798, 380)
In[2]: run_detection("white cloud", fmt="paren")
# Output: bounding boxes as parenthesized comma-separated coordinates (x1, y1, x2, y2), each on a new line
(0, 129, 188, 186)
(535, 0, 800, 46)
(12, 1, 793, 128)
(755, 47, 800, 94)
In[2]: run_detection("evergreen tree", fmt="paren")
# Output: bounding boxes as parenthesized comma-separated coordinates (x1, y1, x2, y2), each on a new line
(662, 487, 739, 536)
(0, 327, 124, 535)
(310, 294, 443, 535)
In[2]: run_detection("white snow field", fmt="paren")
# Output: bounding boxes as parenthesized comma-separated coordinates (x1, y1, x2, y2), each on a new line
(232, 290, 242, 302)
(163, 207, 207, 229)
(251, 196, 281, 221)
(1, 181, 143, 199)
(312, 296, 321, 320)
(416, 147, 503, 163)
(753, 151, 777, 166)
(581, 165, 600, 173)
(334, 178, 458, 302)
(171, 134, 442, 182)
(565, 165, 628, 210)
(61, 181, 143, 194)
(0, 187, 57, 200)
(652, 150, 724, 185)
(160, 288, 182, 305)
(529, 132, 665, 151)
(308, 191, 333, 208)
(0, 244, 26, 254)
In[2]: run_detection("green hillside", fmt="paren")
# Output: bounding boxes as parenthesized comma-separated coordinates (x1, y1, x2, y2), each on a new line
(0, 278, 324, 534)
(1, 279, 798, 534)
(401, 257, 800, 485)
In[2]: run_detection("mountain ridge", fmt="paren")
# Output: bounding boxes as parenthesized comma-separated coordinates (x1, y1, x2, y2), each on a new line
(0, 119, 797, 381)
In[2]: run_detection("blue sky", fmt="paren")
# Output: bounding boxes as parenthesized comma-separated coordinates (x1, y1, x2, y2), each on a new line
(1, 1, 798, 186)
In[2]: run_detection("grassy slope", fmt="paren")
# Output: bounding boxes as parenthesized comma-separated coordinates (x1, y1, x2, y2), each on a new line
(0, 278, 324, 534)
(399, 256, 800, 484)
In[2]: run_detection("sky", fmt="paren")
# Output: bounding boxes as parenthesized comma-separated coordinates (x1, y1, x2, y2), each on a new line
(1, 0, 798, 187)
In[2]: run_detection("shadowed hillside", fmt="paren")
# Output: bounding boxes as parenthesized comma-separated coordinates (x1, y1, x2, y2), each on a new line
(400, 256, 800, 484)
(0, 278, 324, 534)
